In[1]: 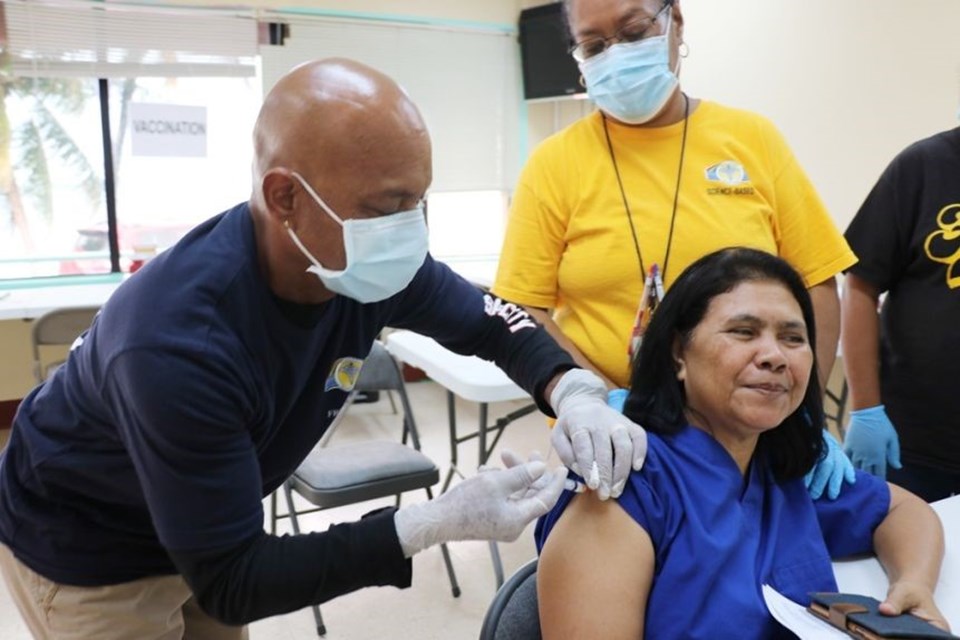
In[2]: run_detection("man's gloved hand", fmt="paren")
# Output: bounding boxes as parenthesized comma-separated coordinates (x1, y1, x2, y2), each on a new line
(393, 450, 566, 558)
(607, 388, 628, 413)
(550, 369, 647, 500)
(804, 430, 856, 500)
(843, 405, 902, 478)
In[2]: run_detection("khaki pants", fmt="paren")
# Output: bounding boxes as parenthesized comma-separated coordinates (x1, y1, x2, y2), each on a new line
(0, 543, 248, 640)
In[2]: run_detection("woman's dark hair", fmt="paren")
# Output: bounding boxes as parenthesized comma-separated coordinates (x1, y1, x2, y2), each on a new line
(622, 247, 825, 481)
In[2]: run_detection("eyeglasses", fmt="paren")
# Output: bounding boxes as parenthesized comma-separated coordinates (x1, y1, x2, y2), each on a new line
(569, 2, 671, 63)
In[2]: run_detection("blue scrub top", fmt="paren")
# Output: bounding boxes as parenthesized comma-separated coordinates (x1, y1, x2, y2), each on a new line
(536, 426, 890, 640)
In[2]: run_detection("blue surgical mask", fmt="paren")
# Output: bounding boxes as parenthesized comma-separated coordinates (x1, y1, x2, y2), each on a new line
(579, 11, 678, 125)
(285, 172, 429, 303)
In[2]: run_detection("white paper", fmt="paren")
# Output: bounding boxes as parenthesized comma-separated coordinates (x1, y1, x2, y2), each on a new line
(130, 103, 207, 158)
(762, 584, 849, 639)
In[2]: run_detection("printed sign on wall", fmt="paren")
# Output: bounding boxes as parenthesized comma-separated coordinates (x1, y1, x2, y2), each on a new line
(130, 103, 207, 158)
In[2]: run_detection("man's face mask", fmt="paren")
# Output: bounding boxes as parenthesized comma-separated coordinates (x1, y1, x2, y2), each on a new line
(578, 10, 679, 125)
(283, 171, 429, 303)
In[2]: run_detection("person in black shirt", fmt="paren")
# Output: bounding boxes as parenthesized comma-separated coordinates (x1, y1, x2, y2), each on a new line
(0, 58, 646, 638)
(842, 125, 960, 502)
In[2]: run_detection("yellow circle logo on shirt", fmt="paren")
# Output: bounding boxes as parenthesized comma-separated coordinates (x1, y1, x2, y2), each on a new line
(324, 357, 364, 392)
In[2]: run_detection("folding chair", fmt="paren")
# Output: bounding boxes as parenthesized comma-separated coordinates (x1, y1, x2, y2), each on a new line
(30, 306, 100, 383)
(479, 558, 541, 640)
(270, 340, 460, 637)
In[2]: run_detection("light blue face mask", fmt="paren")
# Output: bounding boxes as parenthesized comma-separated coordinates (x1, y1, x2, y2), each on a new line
(578, 11, 679, 125)
(285, 172, 429, 303)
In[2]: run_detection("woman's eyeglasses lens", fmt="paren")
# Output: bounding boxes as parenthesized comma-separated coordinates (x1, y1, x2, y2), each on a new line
(569, 5, 670, 62)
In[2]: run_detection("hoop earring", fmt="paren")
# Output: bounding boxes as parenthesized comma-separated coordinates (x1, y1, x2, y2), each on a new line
(579, 74, 586, 89)
(678, 41, 689, 58)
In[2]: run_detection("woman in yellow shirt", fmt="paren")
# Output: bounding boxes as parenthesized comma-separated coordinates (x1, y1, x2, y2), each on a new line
(493, 0, 856, 499)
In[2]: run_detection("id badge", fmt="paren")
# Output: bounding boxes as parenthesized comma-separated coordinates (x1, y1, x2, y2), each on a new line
(627, 264, 665, 361)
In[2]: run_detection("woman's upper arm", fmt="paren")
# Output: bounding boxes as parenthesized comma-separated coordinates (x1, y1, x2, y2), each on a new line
(538, 491, 654, 640)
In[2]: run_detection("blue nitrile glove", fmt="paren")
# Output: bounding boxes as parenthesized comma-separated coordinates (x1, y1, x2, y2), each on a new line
(843, 404, 902, 478)
(804, 430, 856, 500)
(607, 388, 628, 413)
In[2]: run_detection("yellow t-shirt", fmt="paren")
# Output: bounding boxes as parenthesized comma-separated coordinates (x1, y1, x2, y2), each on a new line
(493, 101, 856, 388)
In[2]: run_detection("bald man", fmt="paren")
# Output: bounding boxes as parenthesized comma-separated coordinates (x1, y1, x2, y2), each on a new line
(0, 59, 645, 637)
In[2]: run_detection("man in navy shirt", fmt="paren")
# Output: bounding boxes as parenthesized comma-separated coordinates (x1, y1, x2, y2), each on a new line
(0, 59, 647, 637)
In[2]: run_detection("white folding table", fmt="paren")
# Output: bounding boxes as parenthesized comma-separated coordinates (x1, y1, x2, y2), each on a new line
(385, 329, 538, 588)
(0, 280, 122, 321)
(832, 493, 960, 629)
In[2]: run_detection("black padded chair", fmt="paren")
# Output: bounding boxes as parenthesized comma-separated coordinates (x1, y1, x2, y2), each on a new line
(479, 558, 541, 640)
(270, 340, 460, 637)
(30, 306, 100, 383)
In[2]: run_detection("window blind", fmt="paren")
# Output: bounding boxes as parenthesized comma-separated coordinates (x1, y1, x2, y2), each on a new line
(1, 0, 258, 78)
(259, 13, 522, 193)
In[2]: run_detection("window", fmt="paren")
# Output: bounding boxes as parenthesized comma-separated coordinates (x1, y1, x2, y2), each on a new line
(259, 12, 521, 193)
(258, 12, 523, 276)
(104, 76, 259, 274)
(426, 190, 509, 260)
(0, 77, 106, 279)
(0, 0, 258, 281)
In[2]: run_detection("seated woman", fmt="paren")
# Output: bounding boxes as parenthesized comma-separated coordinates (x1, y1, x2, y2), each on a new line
(536, 247, 949, 639)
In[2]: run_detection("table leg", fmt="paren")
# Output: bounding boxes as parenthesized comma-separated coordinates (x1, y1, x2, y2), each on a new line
(478, 402, 489, 466)
(442, 390, 458, 493)
(478, 402, 505, 588)
(488, 541, 505, 589)
(441, 392, 529, 590)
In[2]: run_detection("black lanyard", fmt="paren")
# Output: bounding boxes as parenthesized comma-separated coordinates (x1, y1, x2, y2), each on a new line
(601, 92, 690, 288)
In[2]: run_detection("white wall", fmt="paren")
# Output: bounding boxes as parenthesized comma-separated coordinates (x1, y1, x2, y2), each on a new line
(525, 0, 960, 231)
(681, 0, 960, 230)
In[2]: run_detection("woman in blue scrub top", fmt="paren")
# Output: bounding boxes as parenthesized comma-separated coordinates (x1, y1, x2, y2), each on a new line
(536, 248, 950, 639)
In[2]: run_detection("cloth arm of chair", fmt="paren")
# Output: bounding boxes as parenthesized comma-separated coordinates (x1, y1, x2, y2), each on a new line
(168, 507, 411, 625)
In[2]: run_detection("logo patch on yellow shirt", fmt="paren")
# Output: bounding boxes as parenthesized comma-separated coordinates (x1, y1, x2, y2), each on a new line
(324, 357, 364, 392)
(705, 160, 755, 195)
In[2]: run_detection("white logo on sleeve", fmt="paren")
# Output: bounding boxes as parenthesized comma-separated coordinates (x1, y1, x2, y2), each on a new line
(483, 294, 538, 333)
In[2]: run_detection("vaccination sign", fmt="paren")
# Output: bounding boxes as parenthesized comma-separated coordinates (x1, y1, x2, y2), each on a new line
(130, 103, 207, 158)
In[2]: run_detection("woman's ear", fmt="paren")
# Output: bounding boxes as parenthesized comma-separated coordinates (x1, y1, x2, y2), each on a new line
(672, 1, 685, 39)
(672, 334, 686, 381)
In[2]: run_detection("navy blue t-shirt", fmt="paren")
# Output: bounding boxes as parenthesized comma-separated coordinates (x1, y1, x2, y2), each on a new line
(0, 202, 573, 587)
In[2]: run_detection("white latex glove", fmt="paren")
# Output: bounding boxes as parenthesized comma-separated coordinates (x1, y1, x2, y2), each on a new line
(393, 449, 566, 558)
(550, 368, 647, 500)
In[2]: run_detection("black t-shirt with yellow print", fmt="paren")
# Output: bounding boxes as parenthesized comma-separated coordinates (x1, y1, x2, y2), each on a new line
(845, 126, 960, 471)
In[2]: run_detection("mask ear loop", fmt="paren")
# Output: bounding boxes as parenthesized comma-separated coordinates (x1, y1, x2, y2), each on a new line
(290, 171, 345, 226)
(661, 10, 684, 77)
(284, 218, 330, 272)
